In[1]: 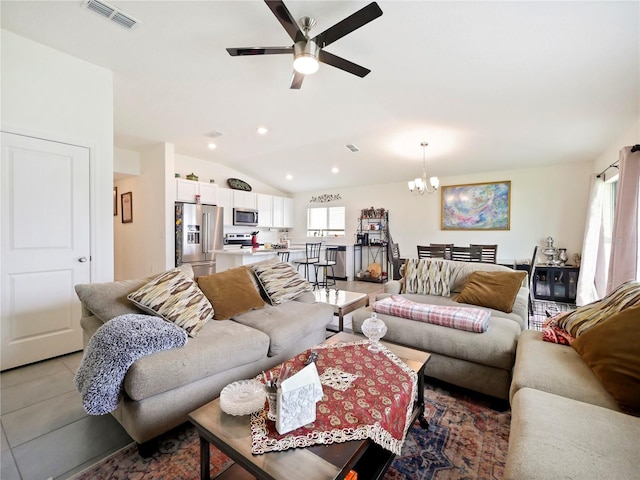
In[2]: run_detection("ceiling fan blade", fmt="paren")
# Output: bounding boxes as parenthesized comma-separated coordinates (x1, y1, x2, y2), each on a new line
(265, 0, 305, 43)
(226, 46, 293, 56)
(312, 2, 383, 48)
(318, 50, 370, 77)
(290, 71, 304, 89)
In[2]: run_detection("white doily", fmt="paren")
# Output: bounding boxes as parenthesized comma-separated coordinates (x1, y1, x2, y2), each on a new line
(319, 367, 359, 391)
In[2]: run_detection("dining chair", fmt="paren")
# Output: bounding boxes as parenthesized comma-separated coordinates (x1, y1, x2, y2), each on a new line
(388, 243, 405, 280)
(430, 243, 453, 260)
(528, 246, 539, 320)
(314, 247, 338, 288)
(450, 246, 472, 262)
(417, 245, 447, 259)
(470, 244, 498, 263)
(293, 242, 321, 285)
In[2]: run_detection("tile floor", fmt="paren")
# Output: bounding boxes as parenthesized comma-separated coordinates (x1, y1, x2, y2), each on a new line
(0, 279, 384, 480)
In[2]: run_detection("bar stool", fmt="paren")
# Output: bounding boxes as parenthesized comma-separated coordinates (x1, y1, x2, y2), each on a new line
(293, 242, 321, 284)
(277, 251, 290, 262)
(314, 247, 338, 288)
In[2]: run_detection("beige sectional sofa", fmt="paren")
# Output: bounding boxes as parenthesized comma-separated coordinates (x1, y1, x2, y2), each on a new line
(505, 330, 640, 479)
(75, 264, 333, 451)
(352, 259, 529, 400)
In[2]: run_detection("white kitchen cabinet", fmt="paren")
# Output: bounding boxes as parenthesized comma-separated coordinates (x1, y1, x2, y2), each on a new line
(233, 190, 257, 209)
(283, 197, 294, 228)
(257, 193, 273, 227)
(272, 196, 284, 228)
(175, 179, 217, 205)
(217, 188, 234, 226)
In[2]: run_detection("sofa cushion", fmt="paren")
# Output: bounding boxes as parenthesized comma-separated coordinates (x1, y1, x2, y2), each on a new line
(448, 260, 520, 293)
(509, 330, 620, 410)
(401, 259, 451, 296)
(232, 301, 333, 356)
(505, 388, 640, 480)
(74, 264, 195, 323)
(252, 262, 313, 305)
(197, 267, 265, 320)
(572, 304, 640, 415)
(123, 319, 270, 401)
(456, 270, 527, 313)
(127, 268, 212, 337)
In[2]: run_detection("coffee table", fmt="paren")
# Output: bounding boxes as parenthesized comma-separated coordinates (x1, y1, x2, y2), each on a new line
(313, 289, 369, 332)
(188, 332, 430, 480)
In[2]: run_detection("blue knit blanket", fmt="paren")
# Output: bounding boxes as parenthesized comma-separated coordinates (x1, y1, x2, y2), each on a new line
(74, 314, 188, 415)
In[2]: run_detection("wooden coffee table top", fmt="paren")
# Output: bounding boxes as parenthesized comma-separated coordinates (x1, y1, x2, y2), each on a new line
(188, 332, 430, 480)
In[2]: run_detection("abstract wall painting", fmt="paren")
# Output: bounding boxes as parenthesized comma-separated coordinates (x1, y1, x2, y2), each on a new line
(441, 181, 510, 230)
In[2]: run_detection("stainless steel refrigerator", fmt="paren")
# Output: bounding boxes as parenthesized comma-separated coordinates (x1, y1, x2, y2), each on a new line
(175, 202, 224, 277)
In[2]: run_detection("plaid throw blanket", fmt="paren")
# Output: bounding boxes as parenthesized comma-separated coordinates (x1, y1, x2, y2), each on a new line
(373, 295, 490, 333)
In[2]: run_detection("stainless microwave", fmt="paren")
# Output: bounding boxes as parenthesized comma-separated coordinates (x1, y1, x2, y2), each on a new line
(233, 208, 259, 226)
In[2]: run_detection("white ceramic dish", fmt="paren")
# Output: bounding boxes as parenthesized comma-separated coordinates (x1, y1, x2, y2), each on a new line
(219, 379, 265, 416)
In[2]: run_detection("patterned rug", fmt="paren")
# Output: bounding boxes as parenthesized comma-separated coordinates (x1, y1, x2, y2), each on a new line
(70, 382, 510, 480)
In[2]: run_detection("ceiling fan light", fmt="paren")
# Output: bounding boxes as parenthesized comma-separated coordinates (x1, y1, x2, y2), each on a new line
(293, 54, 319, 74)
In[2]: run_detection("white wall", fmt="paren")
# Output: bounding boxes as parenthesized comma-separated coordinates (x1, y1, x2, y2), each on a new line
(593, 116, 639, 178)
(1, 29, 114, 282)
(114, 144, 174, 280)
(293, 160, 594, 265)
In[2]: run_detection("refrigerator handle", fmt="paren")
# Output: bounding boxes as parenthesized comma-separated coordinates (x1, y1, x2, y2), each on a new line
(202, 213, 209, 254)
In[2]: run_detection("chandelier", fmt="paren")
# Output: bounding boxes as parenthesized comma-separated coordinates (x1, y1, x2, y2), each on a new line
(408, 142, 439, 195)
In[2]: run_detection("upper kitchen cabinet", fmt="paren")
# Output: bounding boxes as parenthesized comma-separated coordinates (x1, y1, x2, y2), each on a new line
(217, 188, 234, 226)
(272, 196, 294, 228)
(233, 190, 257, 210)
(176, 179, 218, 205)
(257, 193, 273, 227)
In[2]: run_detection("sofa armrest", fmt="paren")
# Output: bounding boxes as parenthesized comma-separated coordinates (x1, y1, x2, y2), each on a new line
(384, 280, 402, 294)
(294, 291, 317, 304)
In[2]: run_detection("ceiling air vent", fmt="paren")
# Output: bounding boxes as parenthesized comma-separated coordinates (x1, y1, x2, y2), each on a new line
(345, 144, 360, 153)
(206, 130, 224, 138)
(82, 0, 140, 30)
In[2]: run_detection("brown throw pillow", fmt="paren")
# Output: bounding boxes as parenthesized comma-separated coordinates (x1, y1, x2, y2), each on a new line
(572, 304, 640, 415)
(197, 267, 265, 320)
(456, 270, 526, 313)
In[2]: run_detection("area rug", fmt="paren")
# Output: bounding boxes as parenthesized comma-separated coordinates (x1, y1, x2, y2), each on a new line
(70, 382, 510, 480)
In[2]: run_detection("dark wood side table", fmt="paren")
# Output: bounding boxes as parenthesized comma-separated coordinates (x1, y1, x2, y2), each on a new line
(188, 332, 430, 480)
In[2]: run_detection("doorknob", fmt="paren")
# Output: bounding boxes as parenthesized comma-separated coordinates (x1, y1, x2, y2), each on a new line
(78, 256, 88, 263)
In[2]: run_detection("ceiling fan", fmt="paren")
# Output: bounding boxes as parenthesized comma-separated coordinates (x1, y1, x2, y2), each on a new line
(226, 0, 383, 89)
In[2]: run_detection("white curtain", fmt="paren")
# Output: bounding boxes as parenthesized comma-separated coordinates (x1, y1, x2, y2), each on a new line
(576, 175, 608, 305)
(607, 146, 640, 292)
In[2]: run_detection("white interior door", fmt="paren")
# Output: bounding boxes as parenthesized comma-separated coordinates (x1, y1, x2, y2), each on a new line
(1, 132, 91, 370)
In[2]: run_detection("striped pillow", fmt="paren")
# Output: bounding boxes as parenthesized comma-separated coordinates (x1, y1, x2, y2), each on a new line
(252, 262, 313, 305)
(552, 280, 640, 338)
(127, 268, 213, 337)
(402, 259, 451, 296)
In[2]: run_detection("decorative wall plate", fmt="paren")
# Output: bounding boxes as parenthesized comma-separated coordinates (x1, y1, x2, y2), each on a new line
(227, 178, 252, 191)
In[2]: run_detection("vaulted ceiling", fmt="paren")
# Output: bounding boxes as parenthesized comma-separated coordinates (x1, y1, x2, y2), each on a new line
(2, 1, 638, 193)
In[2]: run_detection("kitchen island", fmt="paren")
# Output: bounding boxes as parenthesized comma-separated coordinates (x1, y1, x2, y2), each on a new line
(214, 247, 304, 273)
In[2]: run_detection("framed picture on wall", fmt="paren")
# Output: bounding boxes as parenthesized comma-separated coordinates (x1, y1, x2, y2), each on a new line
(113, 187, 118, 216)
(121, 192, 133, 224)
(441, 181, 510, 230)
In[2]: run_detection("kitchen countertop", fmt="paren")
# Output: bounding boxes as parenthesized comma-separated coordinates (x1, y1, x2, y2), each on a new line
(215, 248, 305, 256)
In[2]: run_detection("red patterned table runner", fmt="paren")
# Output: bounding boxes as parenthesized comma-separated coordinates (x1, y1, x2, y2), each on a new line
(250, 340, 417, 455)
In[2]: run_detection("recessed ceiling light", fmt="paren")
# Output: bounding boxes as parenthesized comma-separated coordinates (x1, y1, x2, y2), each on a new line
(257, 127, 269, 135)
(331, 167, 339, 174)
(286, 174, 293, 180)
(208, 143, 217, 150)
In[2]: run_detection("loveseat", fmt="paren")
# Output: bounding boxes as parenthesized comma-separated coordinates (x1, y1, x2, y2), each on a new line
(75, 263, 333, 450)
(352, 259, 529, 400)
(505, 298, 640, 478)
